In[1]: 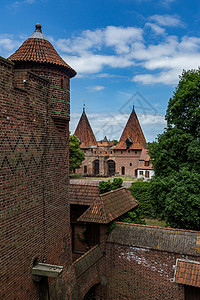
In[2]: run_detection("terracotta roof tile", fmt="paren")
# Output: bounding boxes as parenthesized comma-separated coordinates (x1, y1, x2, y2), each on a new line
(114, 107, 147, 150)
(174, 259, 200, 288)
(74, 108, 97, 148)
(70, 184, 100, 206)
(137, 149, 153, 170)
(8, 24, 76, 78)
(77, 187, 138, 224)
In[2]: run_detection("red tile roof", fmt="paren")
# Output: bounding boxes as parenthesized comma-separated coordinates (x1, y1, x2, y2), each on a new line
(74, 108, 97, 148)
(174, 259, 200, 288)
(77, 187, 138, 224)
(8, 24, 76, 78)
(114, 107, 147, 150)
(70, 184, 100, 206)
(139, 148, 150, 161)
(137, 149, 153, 170)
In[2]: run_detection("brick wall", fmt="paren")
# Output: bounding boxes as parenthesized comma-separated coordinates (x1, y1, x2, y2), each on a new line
(106, 223, 200, 300)
(0, 57, 71, 299)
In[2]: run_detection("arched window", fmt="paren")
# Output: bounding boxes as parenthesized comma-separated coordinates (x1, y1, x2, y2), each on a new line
(93, 160, 99, 175)
(107, 160, 115, 176)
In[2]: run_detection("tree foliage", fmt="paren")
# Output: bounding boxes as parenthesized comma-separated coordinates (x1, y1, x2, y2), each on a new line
(166, 69, 200, 136)
(69, 133, 85, 171)
(129, 181, 154, 218)
(98, 178, 123, 193)
(148, 69, 200, 230)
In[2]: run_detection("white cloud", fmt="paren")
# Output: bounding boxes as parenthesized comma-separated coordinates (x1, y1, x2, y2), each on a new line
(54, 26, 141, 73)
(160, 0, 176, 8)
(0, 34, 22, 57)
(62, 53, 134, 74)
(149, 14, 183, 27)
(2, 22, 200, 86)
(104, 26, 143, 54)
(89, 86, 105, 91)
(145, 22, 166, 35)
(11, 0, 35, 7)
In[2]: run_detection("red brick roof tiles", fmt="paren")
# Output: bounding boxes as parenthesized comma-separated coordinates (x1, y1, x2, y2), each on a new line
(137, 149, 153, 170)
(114, 107, 147, 150)
(8, 24, 76, 78)
(74, 108, 97, 148)
(70, 184, 100, 206)
(77, 187, 138, 224)
(174, 259, 200, 288)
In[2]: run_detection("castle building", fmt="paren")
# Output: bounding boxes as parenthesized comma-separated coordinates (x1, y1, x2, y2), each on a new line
(74, 106, 154, 179)
(1, 24, 200, 300)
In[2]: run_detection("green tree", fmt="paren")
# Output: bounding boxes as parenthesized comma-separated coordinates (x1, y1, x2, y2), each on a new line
(148, 69, 200, 229)
(164, 168, 200, 230)
(166, 69, 200, 136)
(69, 133, 85, 172)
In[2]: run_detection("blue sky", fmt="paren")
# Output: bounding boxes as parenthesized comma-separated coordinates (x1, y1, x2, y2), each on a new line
(1, 0, 200, 141)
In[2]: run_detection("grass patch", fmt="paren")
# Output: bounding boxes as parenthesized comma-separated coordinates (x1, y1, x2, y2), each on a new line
(85, 176, 136, 181)
(145, 219, 167, 227)
(70, 174, 84, 179)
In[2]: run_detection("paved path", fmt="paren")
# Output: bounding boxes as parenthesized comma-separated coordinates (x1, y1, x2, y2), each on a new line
(70, 179, 133, 188)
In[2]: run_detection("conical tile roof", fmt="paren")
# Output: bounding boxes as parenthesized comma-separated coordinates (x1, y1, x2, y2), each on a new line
(74, 107, 97, 148)
(115, 106, 147, 149)
(8, 23, 76, 78)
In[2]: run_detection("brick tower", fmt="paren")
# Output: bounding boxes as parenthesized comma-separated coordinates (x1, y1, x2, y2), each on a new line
(1, 24, 76, 299)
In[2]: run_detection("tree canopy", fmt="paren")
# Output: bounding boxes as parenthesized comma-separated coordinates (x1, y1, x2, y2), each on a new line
(148, 69, 200, 230)
(69, 133, 85, 172)
(166, 69, 200, 136)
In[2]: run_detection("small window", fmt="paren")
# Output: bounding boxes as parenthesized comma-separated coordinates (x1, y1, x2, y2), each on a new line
(145, 161, 150, 166)
(121, 151, 123, 154)
(128, 150, 130, 153)
(84, 166, 87, 174)
(145, 171, 150, 178)
(139, 171, 143, 175)
(130, 163, 132, 166)
(135, 151, 137, 154)
(111, 151, 112, 154)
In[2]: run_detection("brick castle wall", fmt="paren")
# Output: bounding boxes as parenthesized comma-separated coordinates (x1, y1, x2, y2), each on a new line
(0, 57, 71, 299)
(106, 223, 200, 300)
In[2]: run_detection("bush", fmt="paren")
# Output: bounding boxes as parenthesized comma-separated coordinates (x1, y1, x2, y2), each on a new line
(117, 208, 146, 225)
(99, 178, 123, 194)
(129, 181, 155, 218)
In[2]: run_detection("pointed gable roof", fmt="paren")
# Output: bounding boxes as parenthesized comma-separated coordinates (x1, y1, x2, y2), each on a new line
(8, 24, 76, 78)
(115, 106, 147, 150)
(74, 107, 97, 149)
(77, 187, 138, 224)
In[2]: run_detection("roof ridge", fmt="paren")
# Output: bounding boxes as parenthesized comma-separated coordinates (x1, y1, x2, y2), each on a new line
(100, 186, 125, 197)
